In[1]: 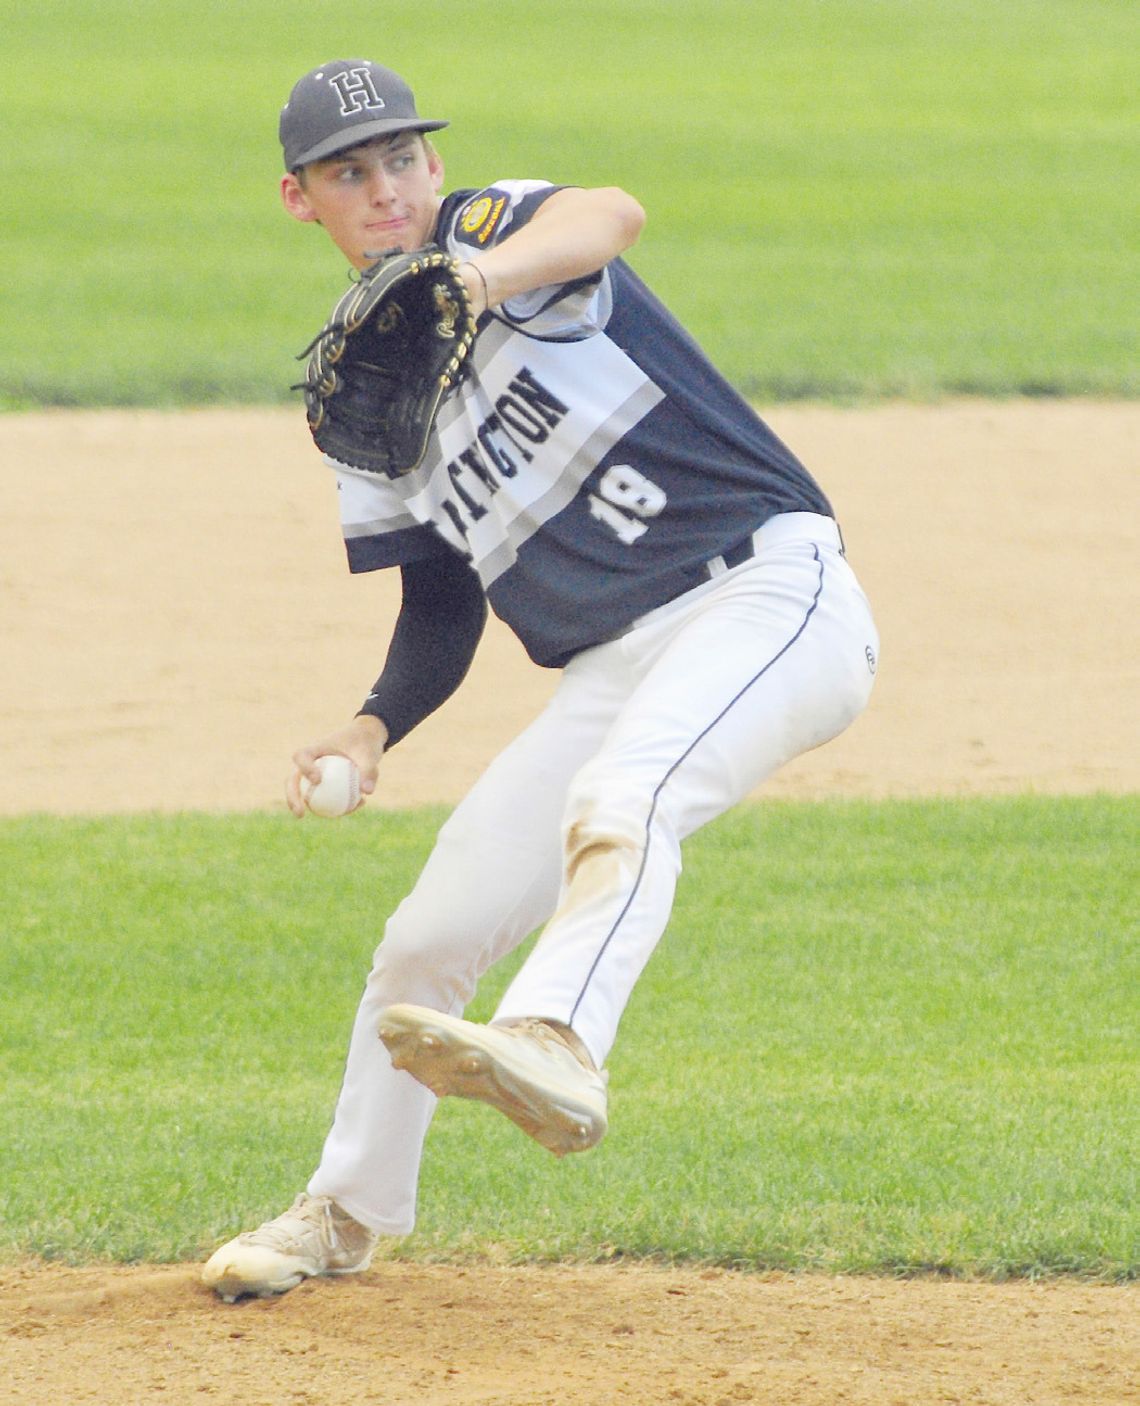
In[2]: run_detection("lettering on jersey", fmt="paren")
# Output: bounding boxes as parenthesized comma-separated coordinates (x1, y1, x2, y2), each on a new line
(329, 67, 386, 115)
(496, 367, 568, 441)
(460, 194, 508, 245)
(437, 368, 570, 540)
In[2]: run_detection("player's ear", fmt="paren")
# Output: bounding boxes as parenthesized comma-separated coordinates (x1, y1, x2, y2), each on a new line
(281, 171, 319, 223)
(424, 139, 445, 193)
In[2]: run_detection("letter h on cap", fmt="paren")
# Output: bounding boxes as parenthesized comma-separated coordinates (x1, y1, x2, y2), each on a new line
(330, 67, 386, 115)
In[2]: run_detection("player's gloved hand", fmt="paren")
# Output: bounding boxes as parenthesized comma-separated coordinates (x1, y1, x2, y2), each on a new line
(285, 715, 388, 818)
(298, 246, 478, 479)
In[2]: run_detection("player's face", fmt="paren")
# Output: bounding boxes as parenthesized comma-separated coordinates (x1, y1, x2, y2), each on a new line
(281, 135, 445, 269)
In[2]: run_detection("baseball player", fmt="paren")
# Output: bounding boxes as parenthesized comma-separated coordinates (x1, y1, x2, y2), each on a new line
(202, 58, 879, 1301)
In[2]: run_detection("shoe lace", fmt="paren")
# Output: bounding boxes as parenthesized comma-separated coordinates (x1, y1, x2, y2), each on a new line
(502, 1018, 601, 1074)
(247, 1195, 340, 1252)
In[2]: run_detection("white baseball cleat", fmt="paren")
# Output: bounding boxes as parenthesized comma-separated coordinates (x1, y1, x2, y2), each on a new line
(378, 1005, 609, 1157)
(201, 1193, 378, 1302)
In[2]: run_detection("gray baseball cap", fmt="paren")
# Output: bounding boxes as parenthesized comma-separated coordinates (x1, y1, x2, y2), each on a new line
(280, 59, 448, 170)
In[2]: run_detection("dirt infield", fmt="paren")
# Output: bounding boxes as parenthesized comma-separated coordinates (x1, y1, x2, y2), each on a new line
(4, 1261, 1136, 1406)
(3, 401, 1137, 815)
(2, 403, 1137, 1403)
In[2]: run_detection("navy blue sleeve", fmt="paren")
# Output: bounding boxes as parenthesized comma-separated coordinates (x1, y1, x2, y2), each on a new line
(356, 554, 488, 748)
(438, 183, 607, 338)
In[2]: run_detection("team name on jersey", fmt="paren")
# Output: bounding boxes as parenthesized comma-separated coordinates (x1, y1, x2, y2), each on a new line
(438, 368, 568, 543)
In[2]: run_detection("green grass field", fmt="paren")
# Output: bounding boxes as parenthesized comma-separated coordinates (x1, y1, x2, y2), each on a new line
(3, 0, 1136, 405)
(1, 798, 1135, 1279)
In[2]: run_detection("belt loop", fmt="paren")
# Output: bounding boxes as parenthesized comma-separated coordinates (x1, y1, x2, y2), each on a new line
(701, 512, 842, 584)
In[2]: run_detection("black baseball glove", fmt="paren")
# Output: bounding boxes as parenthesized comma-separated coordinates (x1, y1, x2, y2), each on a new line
(298, 247, 477, 478)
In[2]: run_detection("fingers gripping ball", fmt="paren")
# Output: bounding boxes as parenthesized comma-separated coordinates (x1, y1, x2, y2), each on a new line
(298, 246, 477, 479)
(302, 755, 362, 818)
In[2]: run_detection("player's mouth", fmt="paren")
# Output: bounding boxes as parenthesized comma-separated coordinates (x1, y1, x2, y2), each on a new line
(365, 216, 409, 236)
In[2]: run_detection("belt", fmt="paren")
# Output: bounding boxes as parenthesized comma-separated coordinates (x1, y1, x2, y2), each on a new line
(702, 512, 845, 581)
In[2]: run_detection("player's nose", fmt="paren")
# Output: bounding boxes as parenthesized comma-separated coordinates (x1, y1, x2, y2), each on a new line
(365, 167, 397, 203)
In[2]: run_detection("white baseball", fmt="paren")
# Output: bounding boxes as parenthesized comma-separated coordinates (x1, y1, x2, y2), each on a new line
(301, 754, 361, 818)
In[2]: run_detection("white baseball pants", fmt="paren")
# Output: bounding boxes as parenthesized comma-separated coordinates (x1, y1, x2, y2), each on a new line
(309, 513, 878, 1235)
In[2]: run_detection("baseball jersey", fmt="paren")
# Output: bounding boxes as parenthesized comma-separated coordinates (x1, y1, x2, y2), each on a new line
(332, 179, 833, 668)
